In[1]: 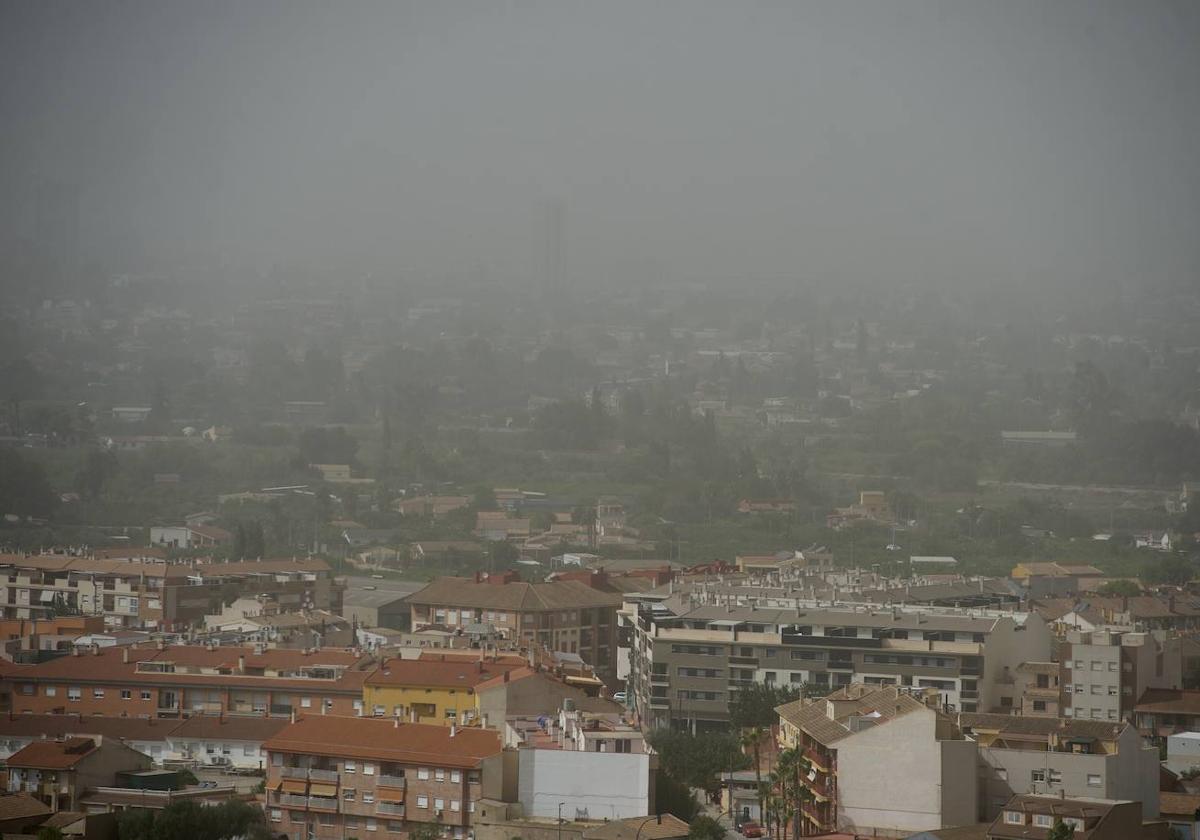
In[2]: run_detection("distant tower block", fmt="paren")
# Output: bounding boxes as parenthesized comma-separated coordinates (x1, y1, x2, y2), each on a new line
(545, 200, 565, 293)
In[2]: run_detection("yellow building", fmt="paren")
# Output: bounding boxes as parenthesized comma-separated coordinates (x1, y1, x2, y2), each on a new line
(362, 654, 525, 726)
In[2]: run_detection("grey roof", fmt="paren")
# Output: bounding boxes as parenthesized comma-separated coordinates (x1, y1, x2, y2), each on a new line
(672, 603, 1002, 632)
(341, 577, 424, 609)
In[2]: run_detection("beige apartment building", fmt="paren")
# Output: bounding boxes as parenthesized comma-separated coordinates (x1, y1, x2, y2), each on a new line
(1059, 628, 1182, 722)
(263, 716, 503, 840)
(622, 595, 1052, 729)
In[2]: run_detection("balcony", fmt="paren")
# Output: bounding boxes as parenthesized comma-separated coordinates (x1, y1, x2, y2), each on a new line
(377, 802, 406, 816)
(827, 660, 854, 671)
(377, 774, 406, 790)
(278, 793, 308, 808)
(280, 766, 339, 782)
(308, 796, 338, 812)
(269, 704, 294, 717)
(729, 656, 758, 666)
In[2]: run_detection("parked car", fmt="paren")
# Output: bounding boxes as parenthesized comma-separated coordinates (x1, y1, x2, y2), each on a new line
(739, 823, 764, 838)
(613, 691, 627, 703)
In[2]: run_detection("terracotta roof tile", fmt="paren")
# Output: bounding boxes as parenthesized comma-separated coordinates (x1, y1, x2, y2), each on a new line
(0, 793, 53, 821)
(262, 716, 501, 767)
(365, 658, 524, 689)
(8, 737, 98, 769)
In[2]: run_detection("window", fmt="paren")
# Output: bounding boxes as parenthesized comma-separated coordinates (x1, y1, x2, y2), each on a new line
(343, 789, 356, 801)
(93, 688, 105, 698)
(450, 800, 461, 812)
(345, 761, 356, 774)
(999, 697, 1013, 708)
(450, 770, 461, 783)
(1034, 814, 1053, 828)
(1032, 701, 1046, 712)
(1108, 686, 1118, 696)
(434, 798, 445, 811)
(1031, 770, 1045, 783)
(1048, 769, 1062, 784)
(435, 768, 445, 782)
(121, 690, 132, 700)
(1091, 661, 1103, 671)
(1074, 660, 1084, 670)
(1108, 662, 1118, 672)
(141, 691, 152, 701)
(1087, 774, 1102, 787)
(344, 817, 358, 829)
(363, 792, 375, 804)
(363, 763, 375, 776)
(1004, 811, 1024, 825)
(44, 686, 56, 697)
(243, 745, 257, 756)
(418, 767, 430, 780)
(300, 697, 311, 708)
(417, 796, 429, 808)
(68, 687, 81, 701)
(269, 810, 282, 823)
(366, 819, 377, 832)
(388, 822, 405, 833)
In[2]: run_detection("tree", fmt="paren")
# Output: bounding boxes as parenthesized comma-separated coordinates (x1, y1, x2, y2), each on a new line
(1097, 579, 1141, 597)
(1047, 819, 1076, 840)
(741, 727, 765, 827)
(688, 815, 726, 840)
(1143, 554, 1193, 586)
(409, 825, 442, 840)
(646, 729, 748, 793)
(0, 449, 57, 519)
(116, 799, 268, 840)
(0, 357, 40, 434)
(37, 828, 64, 840)
(730, 682, 802, 729)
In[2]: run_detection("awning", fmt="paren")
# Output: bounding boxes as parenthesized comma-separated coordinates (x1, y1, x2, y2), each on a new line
(281, 779, 308, 794)
(39, 591, 56, 603)
(308, 782, 338, 797)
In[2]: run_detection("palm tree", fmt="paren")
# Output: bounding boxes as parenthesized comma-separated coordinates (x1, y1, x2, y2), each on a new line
(740, 727, 765, 824)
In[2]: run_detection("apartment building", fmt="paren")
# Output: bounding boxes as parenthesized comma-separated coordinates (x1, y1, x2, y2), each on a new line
(362, 654, 526, 725)
(408, 574, 622, 678)
(622, 595, 1052, 729)
(960, 713, 1160, 819)
(0, 555, 340, 630)
(775, 684, 977, 836)
(1013, 662, 1061, 717)
(1060, 629, 1182, 722)
(4, 736, 151, 812)
(262, 715, 502, 840)
(3, 644, 372, 718)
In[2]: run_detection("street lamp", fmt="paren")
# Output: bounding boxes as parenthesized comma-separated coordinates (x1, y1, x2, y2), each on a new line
(634, 814, 661, 840)
(558, 801, 566, 840)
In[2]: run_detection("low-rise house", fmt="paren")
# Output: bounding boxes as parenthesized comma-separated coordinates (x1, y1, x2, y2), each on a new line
(987, 794, 1167, 839)
(0, 792, 53, 834)
(4, 736, 152, 811)
(959, 713, 1160, 819)
(1158, 792, 1200, 840)
(148, 525, 233, 549)
(0, 714, 180, 766)
(263, 715, 503, 840)
(1012, 563, 1105, 598)
(1135, 688, 1200, 743)
(396, 496, 471, 518)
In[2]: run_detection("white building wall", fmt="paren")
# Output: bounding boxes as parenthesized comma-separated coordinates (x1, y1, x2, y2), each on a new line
(835, 708, 971, 835)
(517, 748, 651, 821)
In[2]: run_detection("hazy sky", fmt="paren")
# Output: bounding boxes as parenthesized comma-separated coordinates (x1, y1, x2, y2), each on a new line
(2, 0, 1198, 290)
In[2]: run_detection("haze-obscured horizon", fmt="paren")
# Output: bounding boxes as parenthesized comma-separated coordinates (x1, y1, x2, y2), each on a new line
(2, 0, 1198, 292)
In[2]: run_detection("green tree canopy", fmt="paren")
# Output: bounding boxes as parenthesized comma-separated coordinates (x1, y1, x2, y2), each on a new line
(729, 682, 802, 729)
(688, 815, 727, 840)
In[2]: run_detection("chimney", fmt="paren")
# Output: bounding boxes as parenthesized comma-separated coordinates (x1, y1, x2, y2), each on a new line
(394, 717, 399, 729)
(290, 710, 296, 724)
(238, 655, 246, 673)
(450, 724, 457, 738)
(91, 643, 100, 656)
(476, 660, 483, 673)
(122, 648, 129, 664)
(72, 646, 80, 657)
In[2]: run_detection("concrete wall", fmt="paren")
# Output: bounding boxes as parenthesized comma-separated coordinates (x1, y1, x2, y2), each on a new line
(836, 708, 972, 835)
(517, 748, 651, 821)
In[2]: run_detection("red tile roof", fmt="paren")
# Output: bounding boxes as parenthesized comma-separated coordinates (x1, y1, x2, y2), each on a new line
(262, 716, 501, 767)
(7, 737, 98, 769)
(365, 658, 524, 689)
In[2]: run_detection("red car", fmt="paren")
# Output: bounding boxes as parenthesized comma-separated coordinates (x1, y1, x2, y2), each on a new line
(739, 823, 764, 838)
